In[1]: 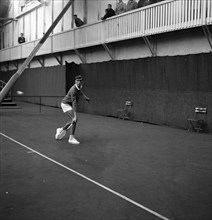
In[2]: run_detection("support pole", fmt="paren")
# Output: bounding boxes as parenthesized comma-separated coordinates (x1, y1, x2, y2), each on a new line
(143, 36, 156, 57)
(37, 56, 45, 67)
(39, 96, 42, 113)
(202, 25, 212, 52)
(0, 0, 74, 103)
(54, 53, 63, 65)
(74, 49, 86, 63)
(102, 43, 114, 60)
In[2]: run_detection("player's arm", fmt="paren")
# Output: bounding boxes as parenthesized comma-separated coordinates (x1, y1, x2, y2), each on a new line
(81, 90, 90, 102)
(71, 94, 78, 122)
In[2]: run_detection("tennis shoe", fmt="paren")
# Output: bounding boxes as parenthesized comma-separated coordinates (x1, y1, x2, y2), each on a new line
(68, 136, 80, 145)
(55, 128, 66, 140)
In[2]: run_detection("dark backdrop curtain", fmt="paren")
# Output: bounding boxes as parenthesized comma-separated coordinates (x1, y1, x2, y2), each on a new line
(66, 53, 212, 132)
(0, 65, 66, 107)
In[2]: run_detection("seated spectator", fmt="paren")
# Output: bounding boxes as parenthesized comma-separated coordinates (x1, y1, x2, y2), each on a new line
(73, 14, 84, 27)
(126, 0, 138, 11)
(115, 0, 127, 15)
(101, 4, 115, 20)
(137, 0, 146, 8)
(138, 0, 156, 8)
(18, 33, 25, 44)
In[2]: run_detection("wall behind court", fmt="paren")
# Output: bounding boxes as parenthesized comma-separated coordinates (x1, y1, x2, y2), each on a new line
(0, 65, 66, 107)
(1, 53, 211, 133)
(66, 53, 212, 133)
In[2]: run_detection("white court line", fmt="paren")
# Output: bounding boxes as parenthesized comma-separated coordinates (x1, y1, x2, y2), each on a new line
(0, 132, 170, 220)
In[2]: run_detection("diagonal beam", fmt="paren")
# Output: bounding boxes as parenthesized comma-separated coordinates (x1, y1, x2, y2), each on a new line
(143, 36, 156, 57)
(102, 43, 114, 60)
(202, 25, 212, 52)
(74, 49, 86, 63)
(0, 18, 17, 22)
(37, 56, 45, 67)
(54, 53, 63, 65)
(4, 62, 9, 71)
(0, 0, 74, 103)
(12, 61, 18, 70)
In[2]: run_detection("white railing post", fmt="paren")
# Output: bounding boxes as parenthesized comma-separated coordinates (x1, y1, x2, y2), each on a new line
(100, 21, 104, 44)
(187, 0, 191, 27)
(20, 44, 23, 59)
(168, 2, 171, 30)
(50, 35, 53, 53)
(73, 28, 76, 49)
(206, 0, 211, 24)
(202, 0, 206, 24)
(184, 0, 187, 27)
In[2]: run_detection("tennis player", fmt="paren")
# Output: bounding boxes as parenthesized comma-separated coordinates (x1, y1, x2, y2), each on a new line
(55, 75, 90, 144)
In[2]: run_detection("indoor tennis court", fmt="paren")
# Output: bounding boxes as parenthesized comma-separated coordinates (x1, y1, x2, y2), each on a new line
(0, 102, 211, 220)
(1, 1, 212, 220)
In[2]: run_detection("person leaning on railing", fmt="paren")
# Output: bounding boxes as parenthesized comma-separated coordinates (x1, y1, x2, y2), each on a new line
(137, 0, 147, 8)
(137, 0, 157, 8)
(18, 33, 26, 44)
(115, 0, 127, 15)
(101, 4, 116, 20)
(73, 14, 85, 27)
(126, 0, 138, 11)
(137, 0, 159, 8)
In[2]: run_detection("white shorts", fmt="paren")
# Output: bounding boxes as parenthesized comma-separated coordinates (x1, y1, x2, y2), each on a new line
(61, 102, 72, 113)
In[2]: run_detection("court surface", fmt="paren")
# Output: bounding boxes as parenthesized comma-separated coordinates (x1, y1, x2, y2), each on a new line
(0, 102, 212, 220)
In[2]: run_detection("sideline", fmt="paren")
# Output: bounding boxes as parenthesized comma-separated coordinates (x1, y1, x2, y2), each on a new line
(0, 132, 170, 220)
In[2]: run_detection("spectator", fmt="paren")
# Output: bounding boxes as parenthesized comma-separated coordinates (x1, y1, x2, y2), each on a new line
(73, 14, 84, 27)
(18, 33, 25, 44)
(115, 0, 127, 15)
(101, 4, 115, 20)
(138, 0, 156, 8)
(126, 0, 138, 11)
(137, 0, 146, 8)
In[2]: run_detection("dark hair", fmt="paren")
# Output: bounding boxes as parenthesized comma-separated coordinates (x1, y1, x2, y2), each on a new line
(75, 75, 83, 81)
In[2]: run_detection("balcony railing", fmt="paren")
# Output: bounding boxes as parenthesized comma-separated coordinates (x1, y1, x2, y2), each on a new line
(0, 0, 211, 62)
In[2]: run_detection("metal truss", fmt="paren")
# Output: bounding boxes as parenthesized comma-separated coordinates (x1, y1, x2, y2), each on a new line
(102, 43, 114, 60)
(142, 36, 156, 57)
(202, 25, 212, 52)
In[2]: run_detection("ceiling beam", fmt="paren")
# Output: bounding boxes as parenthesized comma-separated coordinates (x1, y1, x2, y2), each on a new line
(37, 56, 45, 67)
(12, 61, 18, 70)
(202, 25, 212, 52)
(74, 49, 86, 63)
(54, 53, 63, 65)
(102, 43, 114, 60)
(142, 36, 156, 57)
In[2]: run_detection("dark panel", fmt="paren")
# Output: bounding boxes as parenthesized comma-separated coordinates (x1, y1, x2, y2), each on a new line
(66, 53, 212, 132)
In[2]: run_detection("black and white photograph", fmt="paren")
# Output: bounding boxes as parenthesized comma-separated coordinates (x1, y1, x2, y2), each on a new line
(0, 0, 212, 219)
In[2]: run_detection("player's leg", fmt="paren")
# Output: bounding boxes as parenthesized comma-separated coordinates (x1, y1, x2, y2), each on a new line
(62, 110, 74, 130)
(60, 105, 79, 144)
(55, 103, 72, 140)
(68, 119, 79, 144)
(67, 112, 79, 145)
(55, 102, 79, 144)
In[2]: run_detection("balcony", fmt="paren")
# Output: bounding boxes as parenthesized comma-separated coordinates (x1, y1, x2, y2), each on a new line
(0, 0, 211, 63)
